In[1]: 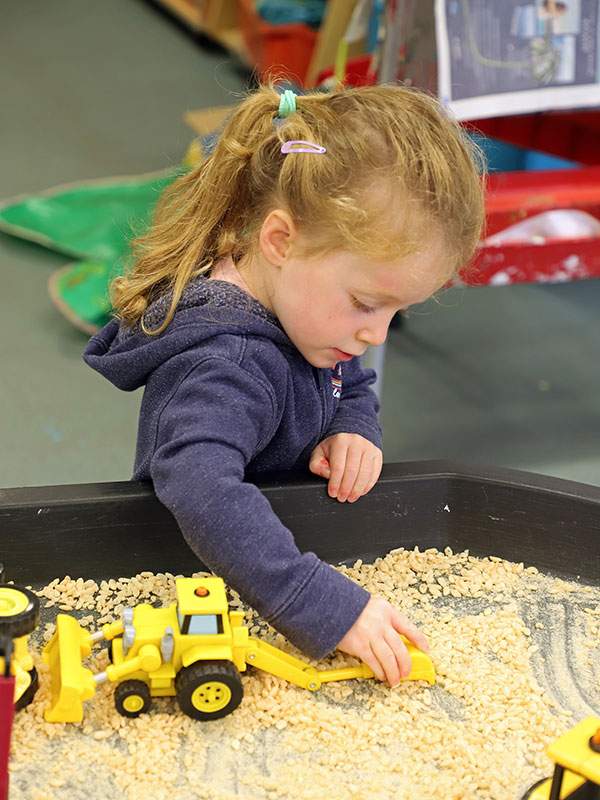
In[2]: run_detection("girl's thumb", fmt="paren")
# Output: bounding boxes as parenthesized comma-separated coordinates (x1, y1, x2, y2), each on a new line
(310, 455, 331, 478)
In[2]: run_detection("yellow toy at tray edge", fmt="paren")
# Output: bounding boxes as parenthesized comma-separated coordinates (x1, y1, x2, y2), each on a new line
(521, 716, 600, 800)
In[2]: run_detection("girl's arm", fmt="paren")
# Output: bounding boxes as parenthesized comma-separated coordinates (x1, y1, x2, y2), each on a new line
(149, 357, 370, 660)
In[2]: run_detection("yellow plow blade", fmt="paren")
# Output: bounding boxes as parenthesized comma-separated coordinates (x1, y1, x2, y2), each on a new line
(42, 614, 97, 722)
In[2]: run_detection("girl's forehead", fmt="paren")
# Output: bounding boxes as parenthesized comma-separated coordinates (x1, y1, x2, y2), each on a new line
(341, 243, 453, 304)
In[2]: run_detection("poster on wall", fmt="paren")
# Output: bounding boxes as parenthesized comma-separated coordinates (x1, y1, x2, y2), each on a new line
(435, 0, 600, 119)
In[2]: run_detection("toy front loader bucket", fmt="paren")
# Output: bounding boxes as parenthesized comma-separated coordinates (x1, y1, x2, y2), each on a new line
(42, 614, 96, 723)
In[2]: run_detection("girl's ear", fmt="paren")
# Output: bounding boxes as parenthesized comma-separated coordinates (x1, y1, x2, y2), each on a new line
(258, 209, 298, 267)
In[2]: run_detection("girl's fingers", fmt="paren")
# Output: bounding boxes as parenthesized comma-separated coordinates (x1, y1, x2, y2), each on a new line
(327, 441, 348, 498)
(354, 644, 385, 683)
(370, 638, 402, 687)
(336, 446, 362, 501)
(362, 452, 382, 496)
(346, 452, 373, 502)
(384, 629, 412, 680)
(390, 609, 430, 653)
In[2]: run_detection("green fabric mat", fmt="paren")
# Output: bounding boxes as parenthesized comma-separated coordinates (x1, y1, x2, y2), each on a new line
(0, 168, 181, 332)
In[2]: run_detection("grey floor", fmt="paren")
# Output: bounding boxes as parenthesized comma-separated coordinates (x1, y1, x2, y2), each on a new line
(1, 0, 599, 489)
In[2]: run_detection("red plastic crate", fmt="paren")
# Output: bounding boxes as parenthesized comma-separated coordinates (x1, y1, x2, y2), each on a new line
(237, 0, 318, 85)
(466, 166, 600, 286)
(485, 166, 600, 235)
(466, 111, 600, 167)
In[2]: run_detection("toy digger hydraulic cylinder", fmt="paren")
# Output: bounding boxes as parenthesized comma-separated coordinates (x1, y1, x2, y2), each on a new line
(88, 620, 124, 645)
(94, 644, 162, 685)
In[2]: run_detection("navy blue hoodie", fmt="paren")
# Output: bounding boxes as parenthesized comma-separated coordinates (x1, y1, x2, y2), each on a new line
(84, 277, 382, 659)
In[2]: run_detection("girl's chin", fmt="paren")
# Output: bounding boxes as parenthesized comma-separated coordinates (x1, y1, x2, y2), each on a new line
(305, 352, 334, 369)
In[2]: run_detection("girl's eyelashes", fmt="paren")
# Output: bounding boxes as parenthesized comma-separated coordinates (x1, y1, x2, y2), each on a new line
(350, 295, 376, 314)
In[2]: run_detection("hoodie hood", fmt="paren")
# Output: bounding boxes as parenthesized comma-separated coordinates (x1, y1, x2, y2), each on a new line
(84, 277, 293, 391)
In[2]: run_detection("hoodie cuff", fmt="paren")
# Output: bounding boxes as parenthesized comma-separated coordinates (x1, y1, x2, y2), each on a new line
(267, 561, 370, 660)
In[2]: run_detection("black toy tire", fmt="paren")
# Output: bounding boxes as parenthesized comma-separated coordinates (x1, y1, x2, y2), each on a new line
(107, 640, 113, 663)
(175, 660, 243, 721)
(114, 679, 152, 718)
(0, 586, 40, 639)
(520, 778, 549, 799)
(15, 667, 39, 711)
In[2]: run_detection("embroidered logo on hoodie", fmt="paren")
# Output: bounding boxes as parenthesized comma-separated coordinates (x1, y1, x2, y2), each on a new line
(331, 363, 342, 399)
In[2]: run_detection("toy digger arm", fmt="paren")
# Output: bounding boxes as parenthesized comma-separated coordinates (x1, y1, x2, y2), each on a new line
(245, 637, 435, 690)
(316, 663, 374, 683)
(246, 636, 435, 692)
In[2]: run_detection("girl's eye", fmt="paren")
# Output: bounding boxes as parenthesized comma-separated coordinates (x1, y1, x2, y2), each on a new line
(350, 296, 376, 314)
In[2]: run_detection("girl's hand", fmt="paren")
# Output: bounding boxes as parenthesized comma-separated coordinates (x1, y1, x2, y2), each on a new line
(309, 433, 383, 503)
(337, 596, 430, 687)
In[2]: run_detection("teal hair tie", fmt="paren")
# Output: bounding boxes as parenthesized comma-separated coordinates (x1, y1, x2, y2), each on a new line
(278, 90, 297, 119)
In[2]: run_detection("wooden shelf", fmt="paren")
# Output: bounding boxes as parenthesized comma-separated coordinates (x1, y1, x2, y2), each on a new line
(154, 0, 361, 88)
(155, 0, 202, 31)
(153, 0, 251, 66)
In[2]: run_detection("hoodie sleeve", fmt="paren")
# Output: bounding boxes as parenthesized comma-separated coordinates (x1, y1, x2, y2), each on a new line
(323, 357, 382, 450)
(150, 356, 369, 660)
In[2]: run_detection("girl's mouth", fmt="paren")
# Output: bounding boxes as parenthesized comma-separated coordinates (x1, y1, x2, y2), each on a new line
(331, 348, 355, 361)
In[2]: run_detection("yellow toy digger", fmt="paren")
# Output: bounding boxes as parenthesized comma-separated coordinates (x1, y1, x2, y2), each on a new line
(521, 717, 600, 800)
(43, 576, 435, 723)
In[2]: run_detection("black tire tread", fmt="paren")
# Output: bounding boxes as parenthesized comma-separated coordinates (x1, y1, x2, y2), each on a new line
(114, 679, 151, 718)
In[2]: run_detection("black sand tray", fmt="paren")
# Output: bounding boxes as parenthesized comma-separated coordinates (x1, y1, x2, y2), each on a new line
(1, 460, 598, 585)
(2, 459, 600, 798)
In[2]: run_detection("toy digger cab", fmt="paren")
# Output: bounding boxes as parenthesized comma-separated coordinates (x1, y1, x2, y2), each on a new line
(43, 576, 435, 723)
(522, 717, 600, 800)
(0, 584, 40, 710)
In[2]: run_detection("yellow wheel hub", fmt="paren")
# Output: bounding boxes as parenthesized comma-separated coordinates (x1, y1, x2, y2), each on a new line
(191, 681, 231, 713)
(122, 694, 145, 713)
(0, 587, 30, 617)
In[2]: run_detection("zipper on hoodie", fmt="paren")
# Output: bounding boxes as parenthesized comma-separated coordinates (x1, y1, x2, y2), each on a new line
(313, 367, 329, 440)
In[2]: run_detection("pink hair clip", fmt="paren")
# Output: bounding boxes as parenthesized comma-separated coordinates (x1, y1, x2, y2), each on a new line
(281, 140, 327, 155)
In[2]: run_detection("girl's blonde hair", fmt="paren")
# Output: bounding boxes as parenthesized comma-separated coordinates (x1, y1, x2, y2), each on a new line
(113, 81, 485, 334)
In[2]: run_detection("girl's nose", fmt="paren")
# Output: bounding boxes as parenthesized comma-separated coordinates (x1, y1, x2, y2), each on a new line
(357, 324, 388, 348)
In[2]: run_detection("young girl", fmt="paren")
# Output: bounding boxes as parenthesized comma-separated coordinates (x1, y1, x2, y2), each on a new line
(85, 83, 484, 688)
